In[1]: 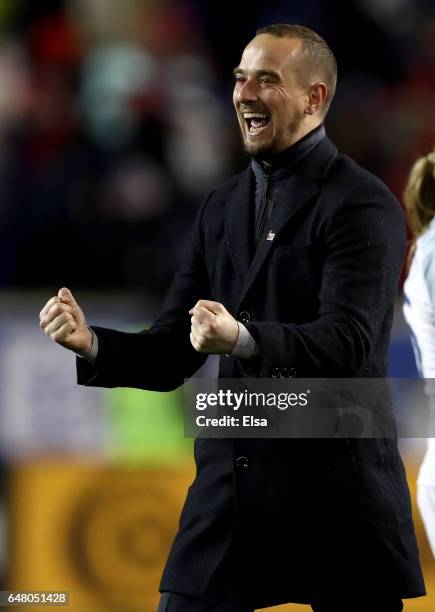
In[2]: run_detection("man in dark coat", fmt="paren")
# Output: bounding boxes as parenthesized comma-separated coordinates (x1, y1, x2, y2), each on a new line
(39, 24, 425, 612)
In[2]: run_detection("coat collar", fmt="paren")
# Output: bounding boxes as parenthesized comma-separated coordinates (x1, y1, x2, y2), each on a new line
(251, 123, 326, 183)
(225, 136, 338, 306)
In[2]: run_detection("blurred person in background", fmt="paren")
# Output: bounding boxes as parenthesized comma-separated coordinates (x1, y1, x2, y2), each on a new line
(403, 150, 435, 557)
(39, 24, 425, 612)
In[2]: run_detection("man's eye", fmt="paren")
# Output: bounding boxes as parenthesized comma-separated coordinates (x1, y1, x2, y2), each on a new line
(260, 77, 271, 84)
(234, 76, 245, 83)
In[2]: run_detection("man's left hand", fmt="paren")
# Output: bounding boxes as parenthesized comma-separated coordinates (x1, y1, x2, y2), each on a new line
(189, 300, 239, 354)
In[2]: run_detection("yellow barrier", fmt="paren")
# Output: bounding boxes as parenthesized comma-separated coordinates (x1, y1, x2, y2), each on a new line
(7, 457, 435, 611)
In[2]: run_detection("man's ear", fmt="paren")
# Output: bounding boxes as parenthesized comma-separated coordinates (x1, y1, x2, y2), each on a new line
(305, 82, 328, 115)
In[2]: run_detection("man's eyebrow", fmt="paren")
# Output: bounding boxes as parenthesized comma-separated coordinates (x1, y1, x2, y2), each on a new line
(232, 67, 281, 80)
(256, 69, 281, 80)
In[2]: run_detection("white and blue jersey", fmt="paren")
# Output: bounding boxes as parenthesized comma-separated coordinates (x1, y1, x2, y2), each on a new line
(404, 216, 435, 486)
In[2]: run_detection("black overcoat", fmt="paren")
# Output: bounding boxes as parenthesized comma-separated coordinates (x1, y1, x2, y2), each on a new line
(77, 137, 425, 607)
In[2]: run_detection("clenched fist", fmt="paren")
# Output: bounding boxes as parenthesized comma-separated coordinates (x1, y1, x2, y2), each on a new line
(39, 287, 93, 356)
(189, 300, 239, 354)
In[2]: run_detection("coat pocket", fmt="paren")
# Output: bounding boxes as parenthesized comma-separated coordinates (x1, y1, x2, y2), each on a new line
(271, 244, 324, 298)
(273, 243, 324, 260)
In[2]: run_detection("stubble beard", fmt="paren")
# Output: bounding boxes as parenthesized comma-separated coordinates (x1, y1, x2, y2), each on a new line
(240, 130, 275, 159)
(239, 113, 305, 159)
(243, 140, 272, 158)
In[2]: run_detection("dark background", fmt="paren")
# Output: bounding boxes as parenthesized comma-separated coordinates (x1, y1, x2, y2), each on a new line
(1, 0, 435, 296)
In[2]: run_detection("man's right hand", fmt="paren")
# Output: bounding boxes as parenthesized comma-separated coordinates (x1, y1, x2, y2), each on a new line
(39, 287, 93, 356)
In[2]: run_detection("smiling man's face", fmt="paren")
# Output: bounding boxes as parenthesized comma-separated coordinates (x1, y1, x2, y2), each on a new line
(233, 34, 310, 157)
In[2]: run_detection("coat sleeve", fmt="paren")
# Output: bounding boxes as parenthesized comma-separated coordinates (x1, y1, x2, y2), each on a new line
(244, 184, 407, 377)
(77, 191, 215, 392)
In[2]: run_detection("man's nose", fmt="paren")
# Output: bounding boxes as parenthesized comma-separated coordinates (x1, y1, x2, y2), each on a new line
(236, 79, 259, 103)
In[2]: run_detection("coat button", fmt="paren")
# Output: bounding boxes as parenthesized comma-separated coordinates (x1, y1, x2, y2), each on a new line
(235, 456, 249, 469)
(271, 367, 282, 378)
(238, 311, 251, 324)
(244, 366, 255, 377)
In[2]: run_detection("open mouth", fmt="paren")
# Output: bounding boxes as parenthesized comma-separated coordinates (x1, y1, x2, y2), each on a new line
(243, 112, 270, 136)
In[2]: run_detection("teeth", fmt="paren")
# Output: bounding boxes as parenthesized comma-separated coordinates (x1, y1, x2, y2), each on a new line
(249, 125, 268, 135)
(243, 113, 269, 119)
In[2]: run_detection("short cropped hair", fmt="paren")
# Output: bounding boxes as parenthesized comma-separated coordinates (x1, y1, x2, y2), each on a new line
(256, 23, 338, 115)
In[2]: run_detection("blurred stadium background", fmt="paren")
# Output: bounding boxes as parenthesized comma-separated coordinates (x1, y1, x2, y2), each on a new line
(1, 0, 435, 610)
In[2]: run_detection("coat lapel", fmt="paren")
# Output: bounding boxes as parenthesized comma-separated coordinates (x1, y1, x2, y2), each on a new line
(238, 174, 320, 304)
(225, 137, 338, 309)
(225, 168, 254, 281)
(237, 137, 338, 307)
